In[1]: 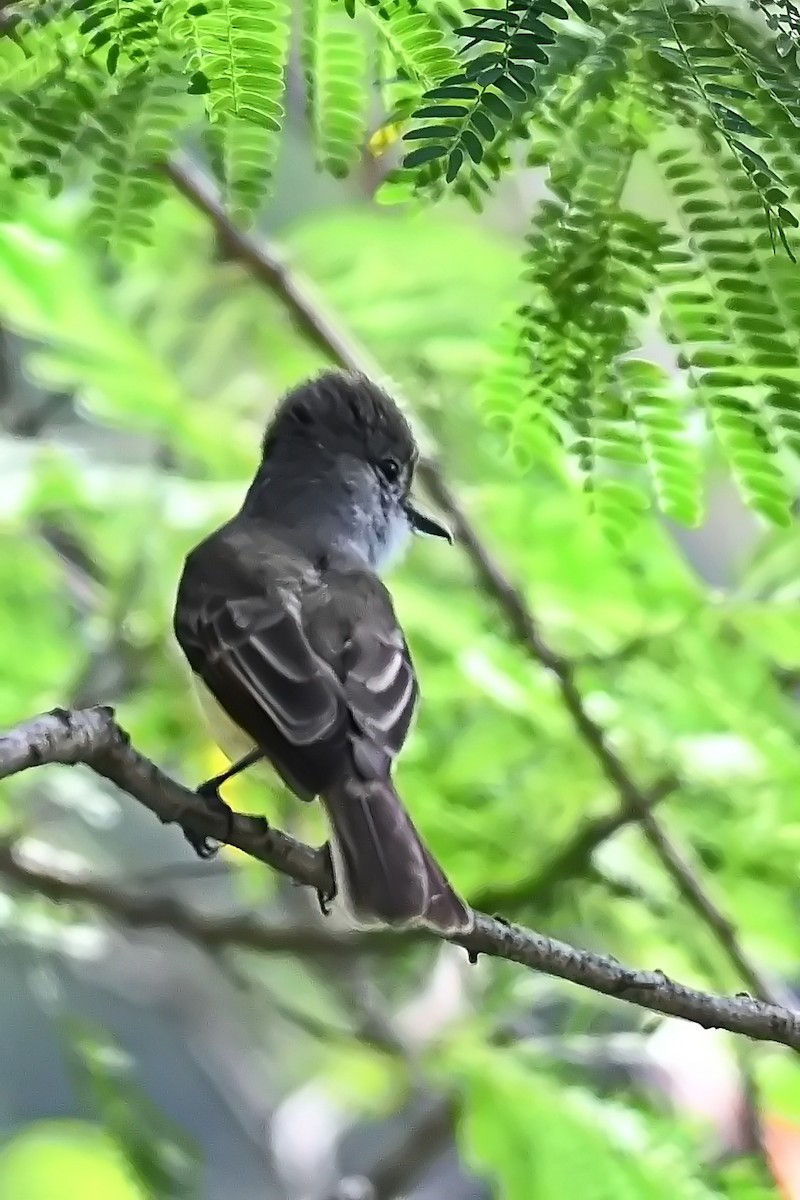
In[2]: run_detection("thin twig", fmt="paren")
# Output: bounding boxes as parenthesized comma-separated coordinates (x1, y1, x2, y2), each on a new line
(1, 706, 800, 1048)
(163, 157, 383, 384)
(635, 811, 794, 1008)
(472, 776, 674, 914)
(0, 836, 390, 956)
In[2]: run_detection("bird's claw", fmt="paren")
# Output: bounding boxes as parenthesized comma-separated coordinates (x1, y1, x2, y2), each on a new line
(315, 842, 337, 916)
(184, 781, 234, 860)
(187, 833, 218, 860)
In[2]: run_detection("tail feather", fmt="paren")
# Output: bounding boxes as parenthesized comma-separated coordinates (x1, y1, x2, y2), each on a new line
(321, 777, 473, 935)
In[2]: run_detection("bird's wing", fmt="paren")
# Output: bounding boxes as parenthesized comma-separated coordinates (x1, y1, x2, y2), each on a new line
(175, 565, 347, 798)
(334, 577, 419, 777)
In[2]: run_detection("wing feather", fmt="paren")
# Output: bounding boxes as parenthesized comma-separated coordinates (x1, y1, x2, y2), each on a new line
(341, 600, 418, 764)
(176, 571, 346, 797)
(174, 537, 419, 797)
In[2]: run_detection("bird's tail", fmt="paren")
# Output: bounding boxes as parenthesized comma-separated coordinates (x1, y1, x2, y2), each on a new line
(321, 776, 473, 935)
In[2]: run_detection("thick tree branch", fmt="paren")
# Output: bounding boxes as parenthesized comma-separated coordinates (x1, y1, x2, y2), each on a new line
(2, 706, 800, 1049)
(0, 705, 328, 893)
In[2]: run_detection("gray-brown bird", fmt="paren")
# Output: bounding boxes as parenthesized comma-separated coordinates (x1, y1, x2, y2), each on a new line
(173, 371, 473, 935)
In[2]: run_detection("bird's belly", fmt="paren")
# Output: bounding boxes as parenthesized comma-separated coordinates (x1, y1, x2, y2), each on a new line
(193, 678, 260, 765)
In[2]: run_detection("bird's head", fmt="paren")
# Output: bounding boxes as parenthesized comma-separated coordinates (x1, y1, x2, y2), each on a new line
(257, 371, 452, 567)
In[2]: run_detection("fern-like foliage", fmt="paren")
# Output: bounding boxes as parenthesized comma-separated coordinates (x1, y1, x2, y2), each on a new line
(172, 0, 289, 127)
(86, 68, 187, 250)
(4, 0, 800, 533)
(69, 0, 164, 75)
(302, 0, 369, 178)
(654, 143, 797, 525)
(364, 0, 462, 91)
(639, 4, 799, 254)
(4, 63, 112, 194)
(755, 0, 800, 56)
(481, 106, 693, 544)
(470, 2, 800, 535)
(169, 0, 291, 218)
(400, 0, 589, 182)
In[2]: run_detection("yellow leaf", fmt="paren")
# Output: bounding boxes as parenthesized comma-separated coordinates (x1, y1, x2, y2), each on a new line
(368, 121, 405, 157)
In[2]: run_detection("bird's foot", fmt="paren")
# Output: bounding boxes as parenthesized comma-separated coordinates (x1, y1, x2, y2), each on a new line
(315, 842, 337, 916)
(184, 779, 234, 860)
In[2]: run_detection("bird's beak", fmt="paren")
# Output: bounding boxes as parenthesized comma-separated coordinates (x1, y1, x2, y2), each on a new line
(405, 500, 453, 543)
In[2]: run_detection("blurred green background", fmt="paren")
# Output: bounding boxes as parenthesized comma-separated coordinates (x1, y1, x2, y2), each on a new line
(2, 2, 800, 1199)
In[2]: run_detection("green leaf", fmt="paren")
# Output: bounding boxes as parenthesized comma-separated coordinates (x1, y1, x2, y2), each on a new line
(494, 74, 527, 101)
(414, 104, 468, 119)
(483, 91, 513, 120)
(714, 106, 769, 139)
(404, 124, 461, 141)
(565, 0, 591, 19)
(426, 84, 478, 100)
(460, 127, 484, 162)
(443, 1042, 713, 1200)
(301, 1, 369, 179)
(0, 1123, 145, 1200)
(471, 109, 495, 141)
(509, 34, 550, 63)
(446, 145, 464, 182)
(402, 143, 447, 167)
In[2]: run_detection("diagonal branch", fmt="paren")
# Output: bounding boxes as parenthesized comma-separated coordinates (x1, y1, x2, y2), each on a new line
(633, 809, 794, 1008)
(0, 705, 327, 893)
(163, 157, 385, 390)
(2, 706, 800, 1049)
(449, 496, 788, 1004)
(425, 468, 785, 1005)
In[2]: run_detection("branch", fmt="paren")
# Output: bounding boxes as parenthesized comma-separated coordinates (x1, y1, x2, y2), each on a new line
(633, 810, 795, 1008)
(3, 707, 800, 1049)
(164, 156, 480, 495)
(0, 836, 387, 957)
(419, 430, 781, 1009)
(0, 705, 328, 893)
(164, 158, 384, 386)
(472, 775, 674, 914)
(325, 1097, 453, 1200)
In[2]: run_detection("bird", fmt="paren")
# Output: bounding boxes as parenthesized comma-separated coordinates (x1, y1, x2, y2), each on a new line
(172, 370, 473, 935)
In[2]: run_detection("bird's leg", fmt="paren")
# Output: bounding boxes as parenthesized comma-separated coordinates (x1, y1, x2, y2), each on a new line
(316, 842, 337, 916)
(184, 748, 265, 860)
(199, 747, 265, 795)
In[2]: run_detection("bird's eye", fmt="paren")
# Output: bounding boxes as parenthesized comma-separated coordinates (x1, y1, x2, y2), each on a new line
(379, 457, 401, 483)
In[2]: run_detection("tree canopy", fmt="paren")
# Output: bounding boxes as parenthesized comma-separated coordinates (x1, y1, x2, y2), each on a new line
(1, 3, 800, 1199)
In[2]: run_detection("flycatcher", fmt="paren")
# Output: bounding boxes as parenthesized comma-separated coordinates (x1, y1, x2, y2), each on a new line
(173, 370, 473, 935)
